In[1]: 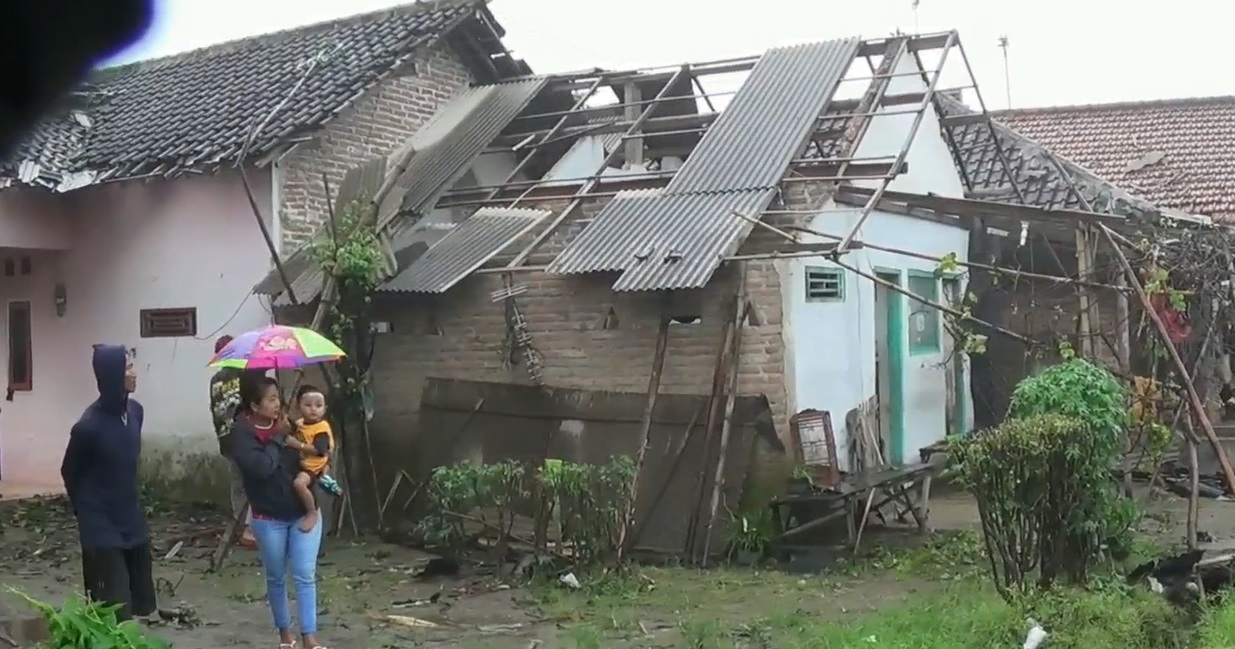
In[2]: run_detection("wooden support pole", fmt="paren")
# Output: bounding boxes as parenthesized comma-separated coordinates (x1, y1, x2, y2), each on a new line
(1115, 273, 1132, 373)
(209, 501, 250, 573)
(1098, 223, 1235, 493)
(683, 298, 742, 558)
(618, 310, 672, 558)
(700, 264, 748, 566)
(1184, 415, 1201, 551)
(1075, 225, 1095, 358)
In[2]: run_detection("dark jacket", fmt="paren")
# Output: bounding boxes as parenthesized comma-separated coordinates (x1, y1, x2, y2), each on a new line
(60, 345, 148, 550)
(231, 416, 310, 521)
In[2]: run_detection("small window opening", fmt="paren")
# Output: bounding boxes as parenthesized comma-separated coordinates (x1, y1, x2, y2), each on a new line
(18, 256, 31, 276)
(805, 267, 844, 302)
(3, 259, 13, 277)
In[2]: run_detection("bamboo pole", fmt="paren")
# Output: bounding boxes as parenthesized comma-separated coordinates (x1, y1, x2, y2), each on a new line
(1097, 223, 1235, 493)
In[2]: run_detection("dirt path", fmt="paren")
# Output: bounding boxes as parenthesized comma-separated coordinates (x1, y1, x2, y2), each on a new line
(0, 485, 1224, 648)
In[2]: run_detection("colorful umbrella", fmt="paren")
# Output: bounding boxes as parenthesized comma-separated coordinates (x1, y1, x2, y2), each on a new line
(208, 325, 346, 370)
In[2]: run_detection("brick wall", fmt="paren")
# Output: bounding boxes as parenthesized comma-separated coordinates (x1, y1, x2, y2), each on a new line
(366, 181, 835, 457)
(278, 45, 472, 253)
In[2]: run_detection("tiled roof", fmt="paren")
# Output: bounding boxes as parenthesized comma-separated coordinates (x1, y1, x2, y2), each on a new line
(993, 96, 1235, 218)
(936, 93, 1180, 222)
(2, 0, 518, 191)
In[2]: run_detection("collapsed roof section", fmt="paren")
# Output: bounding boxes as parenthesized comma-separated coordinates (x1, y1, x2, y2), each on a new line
(258, 31, 1038, 302)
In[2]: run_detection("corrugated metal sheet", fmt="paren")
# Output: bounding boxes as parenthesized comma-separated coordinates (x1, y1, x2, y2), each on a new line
(380, 207, 549, 294)
(664, 38, 860, 194)
(256, 80, 545, 302)
(376, 78, 547, 230)
(545, 39, 858, 292)
(546, 188, 775, 292)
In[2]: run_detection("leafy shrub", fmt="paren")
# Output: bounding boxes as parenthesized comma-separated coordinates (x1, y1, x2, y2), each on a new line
(418, 456, 635, 567)
(1008, 355, 1128, 439)
(950, 411, 1135, 596)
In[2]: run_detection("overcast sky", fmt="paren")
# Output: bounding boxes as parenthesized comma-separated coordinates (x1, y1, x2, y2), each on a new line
(107, 0, 1223, 110)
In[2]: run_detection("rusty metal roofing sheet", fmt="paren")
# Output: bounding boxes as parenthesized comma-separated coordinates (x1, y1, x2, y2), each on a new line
(664, 38, 860, 194)
(377, 78, 547, 229)
(545, 188, 776, 292)
(380, 207, 549, 293)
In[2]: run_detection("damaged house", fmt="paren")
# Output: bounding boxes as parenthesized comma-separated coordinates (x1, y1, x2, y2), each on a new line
(256, 28, 1105, 507)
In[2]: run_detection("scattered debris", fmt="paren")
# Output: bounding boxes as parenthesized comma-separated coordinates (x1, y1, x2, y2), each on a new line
(150, 604, 201, 629)
(558, 572, 581, 590)
(374, 613, 443, 629)
(1022, 618, 1047, 649)
(391, 592, 442, 608)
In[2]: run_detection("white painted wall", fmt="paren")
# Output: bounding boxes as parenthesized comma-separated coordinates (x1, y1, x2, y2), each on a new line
(782, 53, 972, 470)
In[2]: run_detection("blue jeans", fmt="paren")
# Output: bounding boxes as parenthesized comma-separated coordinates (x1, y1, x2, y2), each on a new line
(250, 512, 322, 635)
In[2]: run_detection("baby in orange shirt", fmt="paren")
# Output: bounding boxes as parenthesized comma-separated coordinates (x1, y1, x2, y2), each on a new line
(284, 384, 341, 532)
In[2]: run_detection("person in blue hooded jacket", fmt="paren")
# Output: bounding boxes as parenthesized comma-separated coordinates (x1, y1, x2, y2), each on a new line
(60, 344, 156, 620)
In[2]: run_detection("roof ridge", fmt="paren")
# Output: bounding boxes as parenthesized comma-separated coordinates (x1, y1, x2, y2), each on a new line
(99, 0, 481, 74)
(995, 94, 1235, 116)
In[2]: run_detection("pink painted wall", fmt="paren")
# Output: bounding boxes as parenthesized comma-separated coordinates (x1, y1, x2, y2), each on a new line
(0, 187, 73, 250)
(0, 170, 277, 495)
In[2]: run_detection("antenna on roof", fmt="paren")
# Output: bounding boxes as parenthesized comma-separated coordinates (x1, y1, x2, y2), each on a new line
(998, 34, 1011, 109)
(911, 0, 920, 33)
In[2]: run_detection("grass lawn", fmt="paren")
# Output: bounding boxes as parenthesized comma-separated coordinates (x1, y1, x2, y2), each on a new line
(526, 532, 1235, 649)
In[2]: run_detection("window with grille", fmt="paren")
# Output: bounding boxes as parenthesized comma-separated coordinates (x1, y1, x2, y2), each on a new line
(139, 307, 198, 338)
(804, 267, 844, 301)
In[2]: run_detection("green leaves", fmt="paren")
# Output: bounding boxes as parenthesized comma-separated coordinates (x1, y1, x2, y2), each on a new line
(418, 457, 636, 566)
(950, 359, 1134, 598)
(308, 203, 384, 293)
(8, 588, 170, 649)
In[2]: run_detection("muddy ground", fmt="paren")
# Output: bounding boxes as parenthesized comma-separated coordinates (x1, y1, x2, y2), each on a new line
(0, 485, 1228, 648)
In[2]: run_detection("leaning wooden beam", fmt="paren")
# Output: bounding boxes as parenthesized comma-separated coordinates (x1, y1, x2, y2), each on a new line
(835, 31, 956, 254)
(209, 501, 250, 573)
(830, 256, 1036, 347)
(700, 263, 749, 566)
(733, 211, 1042, 347)
(1097, 223, 1235, 494)
(731, 210, 1127, 293)
(618, 308, 672, 559)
